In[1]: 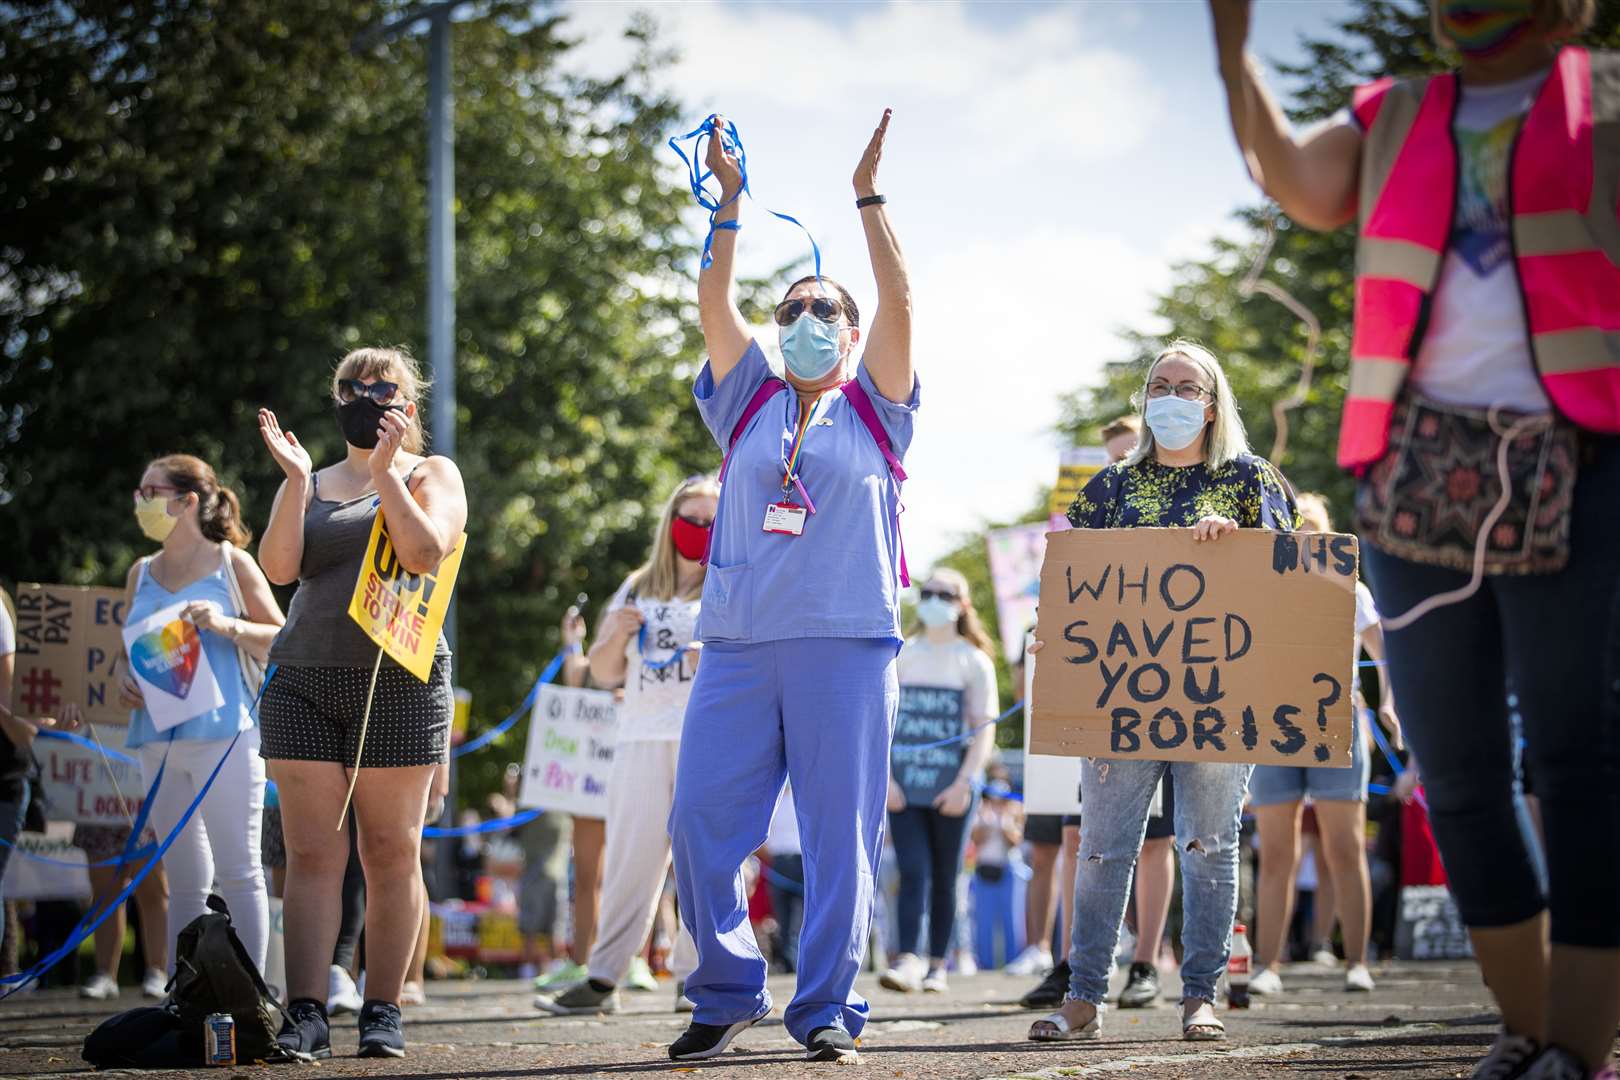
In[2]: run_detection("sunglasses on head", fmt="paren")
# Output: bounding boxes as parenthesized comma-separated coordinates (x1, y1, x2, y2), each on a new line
(336, 378, 402, 406)
(773, 296, 844, 327)
(919, 588, 959, 602)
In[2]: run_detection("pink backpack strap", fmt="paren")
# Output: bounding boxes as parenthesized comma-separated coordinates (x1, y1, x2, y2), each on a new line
(705, 376, 789, 566)
(839, 379, 911, 588)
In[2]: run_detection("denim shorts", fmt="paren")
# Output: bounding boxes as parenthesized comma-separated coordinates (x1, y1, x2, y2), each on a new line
(1248, 713, 1370, 806)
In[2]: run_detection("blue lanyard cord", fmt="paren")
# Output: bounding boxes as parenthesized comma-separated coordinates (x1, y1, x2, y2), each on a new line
(450, 649, 569, 760)
(668, 114, 822, 278)
(0, 664, 279, 997)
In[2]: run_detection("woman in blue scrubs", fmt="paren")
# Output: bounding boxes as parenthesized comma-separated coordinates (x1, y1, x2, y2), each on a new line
(667, 108, 917, 1066)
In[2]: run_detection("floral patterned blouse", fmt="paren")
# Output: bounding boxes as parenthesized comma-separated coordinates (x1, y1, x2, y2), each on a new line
(1066, 453, 1300, 532)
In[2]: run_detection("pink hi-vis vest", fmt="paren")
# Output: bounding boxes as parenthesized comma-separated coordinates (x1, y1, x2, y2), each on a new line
(1342, 46, 1620, 472)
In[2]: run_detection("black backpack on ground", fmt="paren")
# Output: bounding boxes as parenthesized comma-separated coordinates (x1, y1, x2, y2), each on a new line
(83, 898, 294, 1068)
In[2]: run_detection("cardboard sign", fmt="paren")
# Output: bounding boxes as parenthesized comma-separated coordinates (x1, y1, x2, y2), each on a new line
(1019, 644, 1083, 815)
(346, 513, 466, 682)
(985, 523, 1048, 666)
(891, 686, 966, 807)
(1047, 447, 1110, 517)
(1396, 885, 1474, 960)
(121, 602, 226, 732)
(35, 724, 148, 825)
(10, 584, 130, 725)
(1031, 528, 1357, 767)
(4, 829, 92, 902)
(516, 685, 617, 819)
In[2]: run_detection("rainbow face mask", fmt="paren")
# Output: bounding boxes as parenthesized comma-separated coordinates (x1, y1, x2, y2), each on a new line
(1438, 0, 1537, 59)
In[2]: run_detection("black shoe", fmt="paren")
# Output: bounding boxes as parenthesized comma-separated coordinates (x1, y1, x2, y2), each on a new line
(276, 998, 332, 1061)
(668, 1009, 766, 1061)
(1117, 962, 1161, 1009)
(357, 999, 406, 1058)
(805, 1026, 859, 1063)
(1020, 959, 1071, 1010)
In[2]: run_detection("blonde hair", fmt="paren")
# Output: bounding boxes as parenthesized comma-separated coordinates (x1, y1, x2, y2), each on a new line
(1430, 0, 1594, 47)
(625, 475, 720, 602)
(908, 566, 998, 659)
(1296, 492, 1333, 533)
(1126, 339, 1251, 472)
(333, 347, 430, 454)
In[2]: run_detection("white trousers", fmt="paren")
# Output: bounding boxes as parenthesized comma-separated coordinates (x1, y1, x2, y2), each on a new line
(138, 727, 269, 972)
(587, 739, 696, 985)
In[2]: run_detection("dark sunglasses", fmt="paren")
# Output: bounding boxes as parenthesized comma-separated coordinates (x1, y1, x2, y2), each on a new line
(133, 484, 183, 503)
(336, 378, 402, 406)
(919, 588, 959, 602)
(773, 296, 843, 327)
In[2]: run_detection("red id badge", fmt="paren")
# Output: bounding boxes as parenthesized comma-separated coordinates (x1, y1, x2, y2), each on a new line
(763, 501, 807, 536)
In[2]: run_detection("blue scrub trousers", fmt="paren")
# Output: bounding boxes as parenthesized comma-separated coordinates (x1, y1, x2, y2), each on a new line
(670, 637, 899, 1044)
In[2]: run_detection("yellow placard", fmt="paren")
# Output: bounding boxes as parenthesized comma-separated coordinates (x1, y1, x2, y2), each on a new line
(1047, 447, 1111, 517)
(346, 513, 466, 682)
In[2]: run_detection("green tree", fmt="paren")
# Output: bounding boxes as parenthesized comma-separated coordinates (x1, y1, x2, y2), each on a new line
(0, 1, 756, 798)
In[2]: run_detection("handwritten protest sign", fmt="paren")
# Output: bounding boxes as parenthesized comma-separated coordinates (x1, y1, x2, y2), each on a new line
(5, 829, 91, 902)
(121, 602, 226, 731)
(1031, 528, 1357, 767)
(891, 686, 965, 807)
(985, 523, 1048, 666)
(11, 584, 130, 726)
(517, 685, 617, 819)
(346, 513, 466, 682)
(36, 724, 147, 825)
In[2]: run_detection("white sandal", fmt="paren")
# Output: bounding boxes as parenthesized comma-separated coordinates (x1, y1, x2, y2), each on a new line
(1028, 1007, 1101, 1042)
(1181, 998, 1226, 1042)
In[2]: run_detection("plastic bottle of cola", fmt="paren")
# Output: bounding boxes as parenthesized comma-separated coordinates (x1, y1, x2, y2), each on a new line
(1227, 923, 1252, 1009)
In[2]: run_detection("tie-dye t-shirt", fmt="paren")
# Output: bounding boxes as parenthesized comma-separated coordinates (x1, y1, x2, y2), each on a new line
(1406, 68, 1552, 413)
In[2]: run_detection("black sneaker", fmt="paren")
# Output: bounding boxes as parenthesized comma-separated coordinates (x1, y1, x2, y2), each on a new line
(357, 999, 406, 1058)
(534, 979, 620, 1016)
(805, 1026, 859, 1063)
(1117, 962, 1161, 1008)
(276, 998, 332, 1061)
(1020, 959, 1071, 1010)
(668, 1008, 767, 1061)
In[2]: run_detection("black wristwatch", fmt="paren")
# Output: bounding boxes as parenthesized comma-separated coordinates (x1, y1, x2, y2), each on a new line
(855, 194, 887, 209)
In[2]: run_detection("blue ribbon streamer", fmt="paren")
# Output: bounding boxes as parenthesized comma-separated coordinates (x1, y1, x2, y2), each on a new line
(0, 664, 278, 998)
(423, 808, 541, 839)
(902, 701, 1024, 753)
(0, 836, 159, 869)
(35, 728, 141, 765)
(451, 650, 569, 759)
(637, 624, 698, 673)
(668, 114, 822, 277)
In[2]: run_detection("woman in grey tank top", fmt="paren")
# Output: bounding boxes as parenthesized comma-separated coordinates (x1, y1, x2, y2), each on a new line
(254, 347, 467, 1061)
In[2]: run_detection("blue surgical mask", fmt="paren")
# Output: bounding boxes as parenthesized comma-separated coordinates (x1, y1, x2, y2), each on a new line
(1144, 396, 1209, 451)
(780, 314, 844, 383)
(916, 596, 960, 629)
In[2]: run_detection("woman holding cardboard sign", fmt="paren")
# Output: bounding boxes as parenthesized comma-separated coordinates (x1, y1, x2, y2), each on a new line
(667, 108, 916, 1065)
(111, 453, 282, 984)
(256, 346, 467, 1061)
(879, 567, 998, 995)
(1027, 340, 1297, 1044)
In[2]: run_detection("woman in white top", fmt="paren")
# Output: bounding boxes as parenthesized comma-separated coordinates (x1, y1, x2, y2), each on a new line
(533, 475, 717, 1017)
(879, 568, 998, 994)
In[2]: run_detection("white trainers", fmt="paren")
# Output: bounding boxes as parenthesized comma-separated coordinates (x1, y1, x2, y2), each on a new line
(399, 980, 427, 1006)
(79, 973, 119, 1000)
(141, 967, 168, 999)
(1344, 964, 1375, 992)
(1470, 1033, 1540, 1080)
(1004, 944, 1053, 977)
(879, 952, 927, 992)
(327, 964, 364, 1015)
(1248, 967, 1284, 996)
(921, 967, 948, 993)
(1311, 946, 1340, 968)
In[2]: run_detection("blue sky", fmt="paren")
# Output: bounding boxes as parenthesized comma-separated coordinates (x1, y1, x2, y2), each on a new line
(561, 0, 1361, 568)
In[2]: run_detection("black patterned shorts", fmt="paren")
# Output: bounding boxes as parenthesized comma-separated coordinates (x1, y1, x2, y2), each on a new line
(258, 659, 451, 768)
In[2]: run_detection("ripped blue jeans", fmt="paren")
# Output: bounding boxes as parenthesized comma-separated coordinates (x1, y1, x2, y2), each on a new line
(1067, 758, 1252, 1007)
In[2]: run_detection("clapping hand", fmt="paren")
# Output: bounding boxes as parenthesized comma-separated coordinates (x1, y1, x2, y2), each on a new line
(853, 108, 891, 199)
(258, 409, 312, 481)
(369, 409, 410, 480)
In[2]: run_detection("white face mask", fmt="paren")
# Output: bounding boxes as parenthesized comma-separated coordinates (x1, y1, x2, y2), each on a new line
(1144, 396, 1209, 451)
(916, 596, 960, 629)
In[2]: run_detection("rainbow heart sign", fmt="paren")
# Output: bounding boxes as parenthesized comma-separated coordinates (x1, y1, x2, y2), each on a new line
(121, 601, 225, 732)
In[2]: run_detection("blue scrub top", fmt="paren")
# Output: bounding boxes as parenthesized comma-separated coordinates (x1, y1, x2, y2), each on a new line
(694, 340, 920, 645)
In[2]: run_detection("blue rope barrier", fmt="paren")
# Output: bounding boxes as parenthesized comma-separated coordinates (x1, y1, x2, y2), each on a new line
(451, 650, 568, 759)
(35, 728, 141, 765)
(423, 808, 542, 839)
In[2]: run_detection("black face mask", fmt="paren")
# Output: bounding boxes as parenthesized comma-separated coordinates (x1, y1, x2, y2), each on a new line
(335, 398, 405, 450)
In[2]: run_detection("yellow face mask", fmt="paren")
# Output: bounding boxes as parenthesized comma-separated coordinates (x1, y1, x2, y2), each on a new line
(134, 495, 179, 542)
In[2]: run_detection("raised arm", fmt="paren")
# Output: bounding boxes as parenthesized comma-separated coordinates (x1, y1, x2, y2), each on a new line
(257, 408, 313, 586)
(697, 115, 752, 384)
(1209, 0, 1361, 232)
(853, 109, 912, 404)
